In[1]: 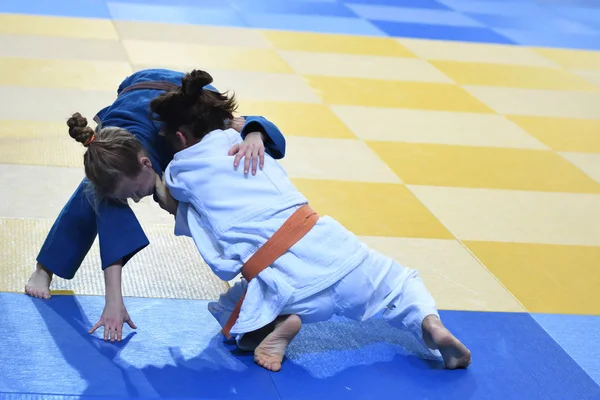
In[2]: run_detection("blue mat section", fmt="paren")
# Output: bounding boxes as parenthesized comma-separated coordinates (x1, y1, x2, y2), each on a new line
(106, 2, 248, 27)
(436, 0, 552, 16)
(553, 5, 600, 24)
(0, 0, 111, 18)
(241, 14, 385, 36)
(0, 293, 280, 400)
(543, 0, 600, 7)
(1, 0, 600, 49)
(274, 311, 600, 400)
(466, 12, 597, 34)
(495, 28, 600, 50)
(107, 0, 229, 7)
(1, 292, 600, 399)
(231, 0, 358, 18)
(346, 4, 484, 27)
(342, 0, 453, 11)
(533, 313, 600, 387)
(370, 21, 516, 44)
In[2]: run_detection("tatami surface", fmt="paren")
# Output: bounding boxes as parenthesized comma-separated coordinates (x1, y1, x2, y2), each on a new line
(0, 0, 599, 398)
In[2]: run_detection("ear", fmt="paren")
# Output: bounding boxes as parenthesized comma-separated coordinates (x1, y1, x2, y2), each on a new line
(176, 131, 188, 149)
(140, 156, 153, 169)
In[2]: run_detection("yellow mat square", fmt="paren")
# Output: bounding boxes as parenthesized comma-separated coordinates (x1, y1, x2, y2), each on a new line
(559, 152, 600, 184)
(409, 186, 600, 246)
(573, 69, 600, 87)
(398, 38, 557, 67)
(0, 137, 83, 168)
(463, 86, 600, 120)
(0, 218, 227, 299)
(306, 75, 493, 112)
(291, 179, 453, 238)
(0, 86, 117, 123)
(360, 237, 524, 312)
(369, 142, 600, 193)
(279, 51, 452, 82)
(263, 30, 415, 57)
(533, 47, 600, 71)
(235, 101, 356, 139)
(507, 115, 600, 153)
(0, 120, 66, 139)
(195, 70, 321, 103)
(0, 57, 132, 91)
(122, 40, 293, 74)
(331, 106, 547, 149)
(0, 34, 128, 62)
(115, 21, 271, 48)
(430, 60, 599, 91)
(279, 137, 401, 183)
(465, 241, 600, 315)
(0, 14, 118, 40)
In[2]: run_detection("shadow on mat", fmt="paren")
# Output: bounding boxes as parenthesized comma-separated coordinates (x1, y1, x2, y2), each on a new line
(30, 295, 275, 399)
(30, 296, 476, 399)
(272, 317, 477, 398)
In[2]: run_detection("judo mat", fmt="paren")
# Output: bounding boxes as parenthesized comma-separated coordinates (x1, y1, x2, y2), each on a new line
(1, 0, 600, 398)
(1, 292, 599, 400)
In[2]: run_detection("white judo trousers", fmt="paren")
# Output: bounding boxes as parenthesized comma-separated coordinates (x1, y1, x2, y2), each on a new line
(209, 246, 443, 359)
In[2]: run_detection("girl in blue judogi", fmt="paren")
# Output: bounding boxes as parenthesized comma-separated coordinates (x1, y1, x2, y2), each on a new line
(25, 68, 287, 343)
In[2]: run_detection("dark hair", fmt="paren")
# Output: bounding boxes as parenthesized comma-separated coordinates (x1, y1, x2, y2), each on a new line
(150, 70, 237, 142)
(68, 112, 143, 198)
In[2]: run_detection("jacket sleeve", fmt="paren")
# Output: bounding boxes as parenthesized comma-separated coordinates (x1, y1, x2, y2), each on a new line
(240, 116, 286, 159)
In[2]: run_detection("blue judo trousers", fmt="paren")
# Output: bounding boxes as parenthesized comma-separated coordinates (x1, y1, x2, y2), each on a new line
(36, 68, 287, 279)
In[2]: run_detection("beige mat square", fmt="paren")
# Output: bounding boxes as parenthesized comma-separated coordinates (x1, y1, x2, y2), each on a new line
(359, 236, 524, 312)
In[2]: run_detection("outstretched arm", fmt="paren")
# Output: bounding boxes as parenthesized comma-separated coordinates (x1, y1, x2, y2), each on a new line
(88, 259, 137, 342)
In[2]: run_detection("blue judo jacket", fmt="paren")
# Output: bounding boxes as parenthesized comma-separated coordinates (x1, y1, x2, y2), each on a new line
(37, 68, 287, 278)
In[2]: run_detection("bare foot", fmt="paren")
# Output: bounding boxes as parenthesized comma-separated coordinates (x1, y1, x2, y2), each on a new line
(25, 263, 53, 299)
(422, 315, 471, 369)
(254, 314, 301, 372)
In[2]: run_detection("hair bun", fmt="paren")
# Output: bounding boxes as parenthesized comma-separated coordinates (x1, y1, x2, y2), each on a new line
(67, 112, 95, 146)
(181, 70, 213, 100)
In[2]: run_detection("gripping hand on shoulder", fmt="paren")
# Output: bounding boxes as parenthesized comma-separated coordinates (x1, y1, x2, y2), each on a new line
(228, 131, 266, 176)
(155, 173, 178, 215)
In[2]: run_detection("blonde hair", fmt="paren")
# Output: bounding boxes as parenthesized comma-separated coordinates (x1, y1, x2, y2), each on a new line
(68, 112, 144, 199)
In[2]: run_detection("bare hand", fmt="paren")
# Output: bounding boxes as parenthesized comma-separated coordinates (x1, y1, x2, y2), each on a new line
(229, 117, 246, 133)
(89, 301, 136, 342)
(155, 173, 178, 215)
(228, 132, 265, 175)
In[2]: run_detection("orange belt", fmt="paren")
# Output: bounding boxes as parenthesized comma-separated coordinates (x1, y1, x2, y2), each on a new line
(222, 204, 319, 338)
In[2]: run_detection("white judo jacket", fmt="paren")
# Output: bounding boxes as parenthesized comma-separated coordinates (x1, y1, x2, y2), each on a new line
(164, 128, 369, 335)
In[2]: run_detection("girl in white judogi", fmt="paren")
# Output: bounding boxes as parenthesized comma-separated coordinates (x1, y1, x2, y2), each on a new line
(123, 70, 471, 372)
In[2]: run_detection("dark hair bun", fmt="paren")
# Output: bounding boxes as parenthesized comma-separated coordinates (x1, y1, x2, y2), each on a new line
(181, 70, 213, 100)
(67, 112, 95, 146)
(150, 68, 237, 141)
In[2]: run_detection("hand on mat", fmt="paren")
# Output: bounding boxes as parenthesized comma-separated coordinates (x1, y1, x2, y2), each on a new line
(89, 302, 137, 342)
(229, 131, 265, 176)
